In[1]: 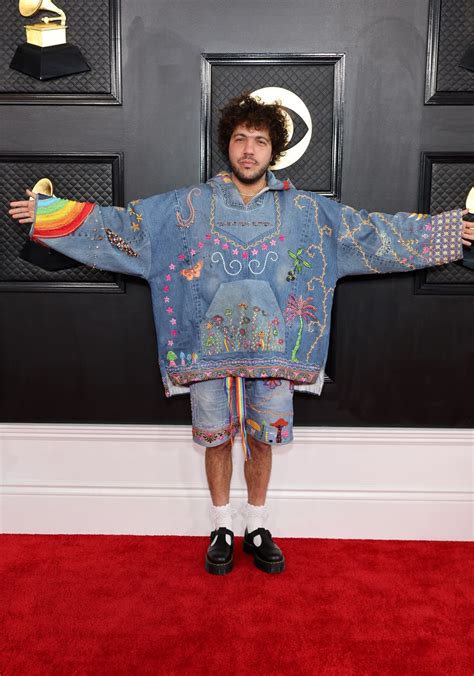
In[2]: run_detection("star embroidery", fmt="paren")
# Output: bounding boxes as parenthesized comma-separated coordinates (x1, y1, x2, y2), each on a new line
(232, 248, 239, 255)
(190, 248, 196, 256)
(131, 222, 140, 232)
(165, 274, 171, 281)
(136, 213, 143, 222)
(164, 296, 170, 303)
(169, 263, 176, 270)
(270, 239, 276, 246)
(242, 251, 249, 259)
(167, 340, 174, 347)
(251, 248, 258, 256)
(222, 243, 229, 250)
(214, 238, 220, 245)
(166, 307, 174, 314)
(261, 243, 268, 250)
(170, 318, 177, 325)
(198, 242, 204, 248)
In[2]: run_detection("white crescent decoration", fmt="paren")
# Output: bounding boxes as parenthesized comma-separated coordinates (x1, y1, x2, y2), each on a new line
(250, 86, 313, 170)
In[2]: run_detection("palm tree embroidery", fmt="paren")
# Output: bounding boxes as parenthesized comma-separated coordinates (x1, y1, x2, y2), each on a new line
(284, 295, 318, 362)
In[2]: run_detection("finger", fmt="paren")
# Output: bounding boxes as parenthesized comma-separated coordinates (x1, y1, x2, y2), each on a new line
(19, 218, 33, 224)
(462, 239, 471, 246)
(9, 200, 31, 208)
(26, 189, 37, 198)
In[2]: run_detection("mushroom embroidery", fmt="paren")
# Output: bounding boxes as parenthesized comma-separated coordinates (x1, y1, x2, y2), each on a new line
(271, 418, 288, 443)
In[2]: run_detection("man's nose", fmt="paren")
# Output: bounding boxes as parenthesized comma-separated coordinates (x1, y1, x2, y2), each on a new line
(243, 139, 255, 155)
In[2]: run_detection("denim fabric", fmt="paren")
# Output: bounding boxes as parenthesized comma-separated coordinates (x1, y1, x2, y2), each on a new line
(190, 377, 294, 447)
(31, 170, 465, 398)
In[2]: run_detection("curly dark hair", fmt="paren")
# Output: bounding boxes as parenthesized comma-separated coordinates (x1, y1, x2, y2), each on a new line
(217, 92, 288, 165)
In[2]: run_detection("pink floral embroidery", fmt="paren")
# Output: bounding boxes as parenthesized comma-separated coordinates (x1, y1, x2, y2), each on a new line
(198, 241, 204, 248)
(170, 318, 177, 325)
(251, 248, 258, 256)
(165, 274, 171, 281)
(270, 239, 276, 246)
(166, 307, 174, 314)
(167, 340, 174, 347)
(232, 248, 238, 255)
(171, 329, 177, 336)
(425, 224, 432, 231)
(279, 235, 285, 241)
(242, 251, 249, 259)
(205, 233, 212, 240)
(178, 254, 186, 261)
(169, 263, 176, 270)
(214, 238, 220, 245)
(163, 285, 170, 292)
(190, 249, 196, 256)
(422, 246, 430, 253)
(164, 296, 170, 303)
(261, 243, 268, 250)
(222, 243, 229, 250)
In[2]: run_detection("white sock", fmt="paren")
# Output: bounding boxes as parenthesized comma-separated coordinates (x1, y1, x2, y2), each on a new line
(210, 503, 233, 545)
(244, 503, 268, 541)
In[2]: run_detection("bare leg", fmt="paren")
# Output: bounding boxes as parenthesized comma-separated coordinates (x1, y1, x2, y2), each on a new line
(205, 440, 233, 506)
(244, 436, 272, 505)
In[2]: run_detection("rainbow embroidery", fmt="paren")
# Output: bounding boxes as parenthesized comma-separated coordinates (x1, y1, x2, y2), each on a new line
(33, 197, 95, 239)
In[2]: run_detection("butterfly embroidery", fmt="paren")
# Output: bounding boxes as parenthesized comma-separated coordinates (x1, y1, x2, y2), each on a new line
(180, 259, 203, 280)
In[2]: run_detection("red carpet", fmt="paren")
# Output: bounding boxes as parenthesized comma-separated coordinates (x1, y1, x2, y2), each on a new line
(1, 535, 472, 675)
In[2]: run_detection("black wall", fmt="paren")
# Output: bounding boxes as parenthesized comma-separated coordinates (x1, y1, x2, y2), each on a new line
(1, 0, 473, 426)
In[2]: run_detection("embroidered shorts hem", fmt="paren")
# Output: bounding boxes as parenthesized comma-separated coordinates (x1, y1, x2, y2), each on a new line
(246, 424, 294, 446)
(192, 422, 239, 448)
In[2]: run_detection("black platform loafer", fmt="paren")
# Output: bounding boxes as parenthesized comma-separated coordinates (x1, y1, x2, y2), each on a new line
(205, 527, 234, 575)
(243, 527, 285, 574)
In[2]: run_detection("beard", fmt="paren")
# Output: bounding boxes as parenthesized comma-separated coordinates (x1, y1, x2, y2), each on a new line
(229, 157, 270, 185)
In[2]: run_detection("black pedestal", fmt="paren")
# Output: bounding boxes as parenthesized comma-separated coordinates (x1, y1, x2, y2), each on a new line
(19, 239, 81, 272)
(10, 43, 90, 80)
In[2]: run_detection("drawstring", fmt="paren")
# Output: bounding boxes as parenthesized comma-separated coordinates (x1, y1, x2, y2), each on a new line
(225, 376, 251, 460)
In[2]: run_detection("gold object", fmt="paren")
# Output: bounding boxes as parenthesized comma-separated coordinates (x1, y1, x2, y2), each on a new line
(30, 177, 55, 199)
(466, 187, 474, 214)
(20, 0, 67, 47)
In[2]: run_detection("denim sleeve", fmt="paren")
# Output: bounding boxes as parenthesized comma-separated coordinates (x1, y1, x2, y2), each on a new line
(30, 194, 152, 279)
(336, 204, 464, 279)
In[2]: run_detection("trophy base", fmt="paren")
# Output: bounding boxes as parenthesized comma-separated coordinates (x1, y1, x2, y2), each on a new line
(19, 239, 81, 272)
(10, 43, 90, 80)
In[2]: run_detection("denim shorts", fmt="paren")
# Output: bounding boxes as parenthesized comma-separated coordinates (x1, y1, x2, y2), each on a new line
(190, 377, 294, 447)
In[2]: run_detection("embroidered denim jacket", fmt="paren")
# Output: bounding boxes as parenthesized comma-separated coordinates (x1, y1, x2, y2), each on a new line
(31, 171, 464, 397)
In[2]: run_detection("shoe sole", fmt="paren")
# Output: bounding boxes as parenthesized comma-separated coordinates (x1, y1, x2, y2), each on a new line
(243, 541, 285, 573)
(205, 556, 234, 575)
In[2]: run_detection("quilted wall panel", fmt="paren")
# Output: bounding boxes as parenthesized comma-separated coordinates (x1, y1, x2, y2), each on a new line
(0, 155, 121, 287)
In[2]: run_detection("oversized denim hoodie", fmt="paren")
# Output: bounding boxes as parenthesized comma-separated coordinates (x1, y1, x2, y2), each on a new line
(30, 170, 464, 397)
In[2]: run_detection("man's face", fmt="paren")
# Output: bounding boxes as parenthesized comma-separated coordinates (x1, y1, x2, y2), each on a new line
(228, 124, 273, 184)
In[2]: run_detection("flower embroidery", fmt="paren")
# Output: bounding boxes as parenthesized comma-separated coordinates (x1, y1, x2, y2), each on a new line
(170, 318, 177, 325)
(166, 307, 174, 314)
(164, 296, 170, 303)
(169, 263, 176, 270)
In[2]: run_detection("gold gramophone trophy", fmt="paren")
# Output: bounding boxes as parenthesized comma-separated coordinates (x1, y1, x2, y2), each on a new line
(10, 0, 90, 80)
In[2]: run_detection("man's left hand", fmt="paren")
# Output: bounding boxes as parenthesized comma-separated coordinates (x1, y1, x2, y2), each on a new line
(462, 209, 474, 246)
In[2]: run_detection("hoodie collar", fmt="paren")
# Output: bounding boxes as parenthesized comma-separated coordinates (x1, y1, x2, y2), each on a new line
(207, 170, 293, 192)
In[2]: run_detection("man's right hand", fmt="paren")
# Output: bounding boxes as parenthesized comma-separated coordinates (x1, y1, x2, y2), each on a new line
(8, 189, 37, 224)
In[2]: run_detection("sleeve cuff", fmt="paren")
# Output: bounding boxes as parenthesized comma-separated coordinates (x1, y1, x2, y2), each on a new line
(30, 194, 95, 241)
(424, 208, 464, 266)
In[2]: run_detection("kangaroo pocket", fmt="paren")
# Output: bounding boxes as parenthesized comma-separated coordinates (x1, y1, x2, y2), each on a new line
(201, 280, 285, 356)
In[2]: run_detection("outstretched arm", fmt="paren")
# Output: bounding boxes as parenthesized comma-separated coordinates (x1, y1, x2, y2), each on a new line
(335, 201, 471, 279)
(9, 188, 152, 279)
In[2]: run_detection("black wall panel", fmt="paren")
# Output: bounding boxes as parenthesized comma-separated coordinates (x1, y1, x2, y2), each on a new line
(0, 0, 473, 426)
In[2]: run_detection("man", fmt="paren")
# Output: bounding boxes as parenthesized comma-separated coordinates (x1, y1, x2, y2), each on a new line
(9, 93, 474, 576)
